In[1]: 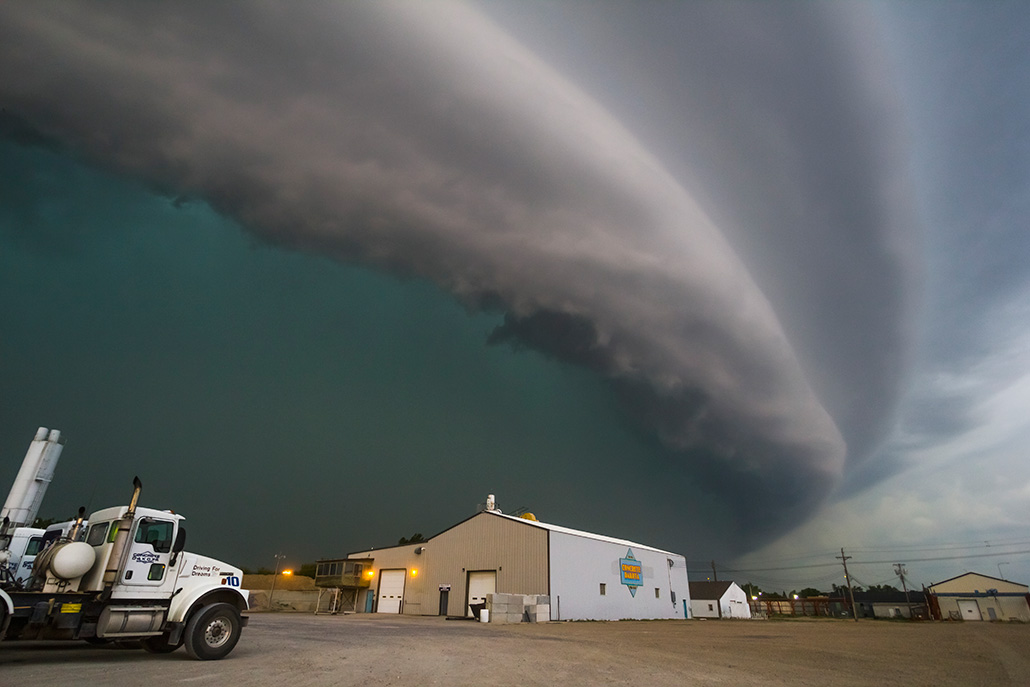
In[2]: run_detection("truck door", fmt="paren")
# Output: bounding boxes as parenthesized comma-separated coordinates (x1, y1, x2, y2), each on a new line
(122, 517, 176, 588)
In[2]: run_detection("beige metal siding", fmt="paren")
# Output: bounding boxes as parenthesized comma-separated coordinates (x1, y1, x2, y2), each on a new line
(350, 512, 549, 616)
(930, 574, 1028, 595)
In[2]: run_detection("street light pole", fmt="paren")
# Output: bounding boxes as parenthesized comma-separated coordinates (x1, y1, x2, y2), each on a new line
(268, 553, 286, 610)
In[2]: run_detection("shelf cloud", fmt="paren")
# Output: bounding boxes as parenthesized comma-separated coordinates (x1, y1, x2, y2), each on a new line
(1, 1, 925, 544)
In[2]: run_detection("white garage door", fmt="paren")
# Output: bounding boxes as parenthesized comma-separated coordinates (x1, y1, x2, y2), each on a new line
(467, 571, 496, 616)
(958, 599, 982, 621)
(377, 570, 406, 614)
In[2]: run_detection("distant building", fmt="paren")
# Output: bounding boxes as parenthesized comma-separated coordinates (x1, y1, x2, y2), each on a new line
(319, 498, 691, 621)
(927, 572, 1030, 621)
(688, 580, 751, 619)
(852, 590, 927, 619)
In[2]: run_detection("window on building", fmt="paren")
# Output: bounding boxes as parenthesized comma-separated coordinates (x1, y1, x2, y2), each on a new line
(655, 588, 660, 599)
(708, 603, 714, 611)
(600, 583, 606, 596)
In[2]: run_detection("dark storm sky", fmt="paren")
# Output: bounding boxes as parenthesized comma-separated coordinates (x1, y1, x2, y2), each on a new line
(2, 1, 1029, 586)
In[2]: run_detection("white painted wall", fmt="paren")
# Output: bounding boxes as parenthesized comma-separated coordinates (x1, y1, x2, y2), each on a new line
(689, 584, 750, 619)
(548, 531, 689, 620)
(721, 583, 751, 619)
(690, 597, 721, 618)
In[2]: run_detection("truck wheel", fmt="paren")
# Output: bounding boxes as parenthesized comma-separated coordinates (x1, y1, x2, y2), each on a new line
(141, 632, 183, 654)
(183, 603, 241, 660)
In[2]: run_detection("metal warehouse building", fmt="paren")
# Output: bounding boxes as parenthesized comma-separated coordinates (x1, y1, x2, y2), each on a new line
(927, 572, 1030, 621)
(318, 497, 690, 621)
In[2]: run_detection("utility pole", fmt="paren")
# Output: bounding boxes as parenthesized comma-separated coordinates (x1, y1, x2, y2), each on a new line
(894, 563, 912, 618)
(268, 552, 286, 610)
(711, 560, 718, 582)
(837, 548, 858, 622)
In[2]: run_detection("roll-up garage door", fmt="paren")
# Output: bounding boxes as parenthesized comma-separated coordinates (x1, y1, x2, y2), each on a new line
(467, 571, 496, 616)
(377, 570, 406, 613)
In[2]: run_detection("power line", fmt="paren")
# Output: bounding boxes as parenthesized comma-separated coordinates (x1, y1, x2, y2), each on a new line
(713, 534, 1030, 569)
(848, 549, 1030, 566)
(723, 547, 1030, 574)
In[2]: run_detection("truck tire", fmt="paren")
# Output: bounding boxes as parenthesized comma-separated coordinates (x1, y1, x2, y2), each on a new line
(141, 632, 183, 654)
(183, 603, 241, 660)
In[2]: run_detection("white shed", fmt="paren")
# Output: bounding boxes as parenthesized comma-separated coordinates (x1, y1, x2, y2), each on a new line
(688, 581, 752, 619)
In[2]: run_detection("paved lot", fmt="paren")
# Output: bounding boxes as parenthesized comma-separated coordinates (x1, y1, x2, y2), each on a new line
(2, 613, 1029, 686)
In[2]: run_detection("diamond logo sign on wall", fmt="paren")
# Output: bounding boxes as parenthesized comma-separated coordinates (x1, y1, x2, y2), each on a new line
(620, 549, 643, 597)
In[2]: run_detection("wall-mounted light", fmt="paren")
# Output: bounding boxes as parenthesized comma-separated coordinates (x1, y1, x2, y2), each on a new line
(410, 568, 419, 577)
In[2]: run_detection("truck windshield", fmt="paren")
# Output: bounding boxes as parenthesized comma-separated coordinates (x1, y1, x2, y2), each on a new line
(134, 518, 174, 553)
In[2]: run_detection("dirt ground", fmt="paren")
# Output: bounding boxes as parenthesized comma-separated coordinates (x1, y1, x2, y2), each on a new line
(2, 613, 1028, 686)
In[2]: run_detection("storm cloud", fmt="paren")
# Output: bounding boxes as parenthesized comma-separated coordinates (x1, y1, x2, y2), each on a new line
(0, 1, 921, 543)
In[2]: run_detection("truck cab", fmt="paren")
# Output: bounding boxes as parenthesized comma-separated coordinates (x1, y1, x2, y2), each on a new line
(1, 485, 249, 660)
(1, 527, 45, 585)
(79, 506, 184, 598)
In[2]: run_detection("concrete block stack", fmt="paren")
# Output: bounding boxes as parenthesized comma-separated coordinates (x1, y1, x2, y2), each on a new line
(526, 594, 551, 623)
(486, 593, 551, 623)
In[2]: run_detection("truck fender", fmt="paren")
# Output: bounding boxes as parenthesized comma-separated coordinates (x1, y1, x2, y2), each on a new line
(167, 585, 249, 625)
(0, 589, 13, 640)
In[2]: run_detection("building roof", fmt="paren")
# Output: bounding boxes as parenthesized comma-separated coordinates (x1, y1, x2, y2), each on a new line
(852, 590, 918, 604)
(689, 581, 734, 600)
(485, 510, 681, 557)
(346, 508, 682, 558)
(929, 571, 1028, 592)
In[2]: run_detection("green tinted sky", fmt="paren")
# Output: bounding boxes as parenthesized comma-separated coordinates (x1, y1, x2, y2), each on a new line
(0, 140, 724, 568)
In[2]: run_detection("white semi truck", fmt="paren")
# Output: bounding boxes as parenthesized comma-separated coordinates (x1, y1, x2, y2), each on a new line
(0, 430, 250, 660)
(1, 526, 46, 584)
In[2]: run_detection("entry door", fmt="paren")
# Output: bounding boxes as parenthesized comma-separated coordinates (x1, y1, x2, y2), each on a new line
(377, 570, 406, 613)
(122, 517, 176, 589)
(958, 599, 982, 620)
(467, 571, 496, 616)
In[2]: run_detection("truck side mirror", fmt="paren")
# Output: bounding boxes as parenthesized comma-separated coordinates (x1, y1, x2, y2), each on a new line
(169, 527, 187, 565)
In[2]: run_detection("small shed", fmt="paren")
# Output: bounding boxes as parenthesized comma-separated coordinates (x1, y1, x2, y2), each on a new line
(927, 572, 1030, 621)
(689, 580, 751, 619)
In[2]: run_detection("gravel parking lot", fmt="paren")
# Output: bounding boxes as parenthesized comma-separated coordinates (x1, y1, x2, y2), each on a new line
(2, 613, 1028, 686)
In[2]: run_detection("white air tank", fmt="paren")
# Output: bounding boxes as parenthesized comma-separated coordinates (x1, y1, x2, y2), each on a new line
(49, 541, 96, 580)
(2, 427, 64, 529)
